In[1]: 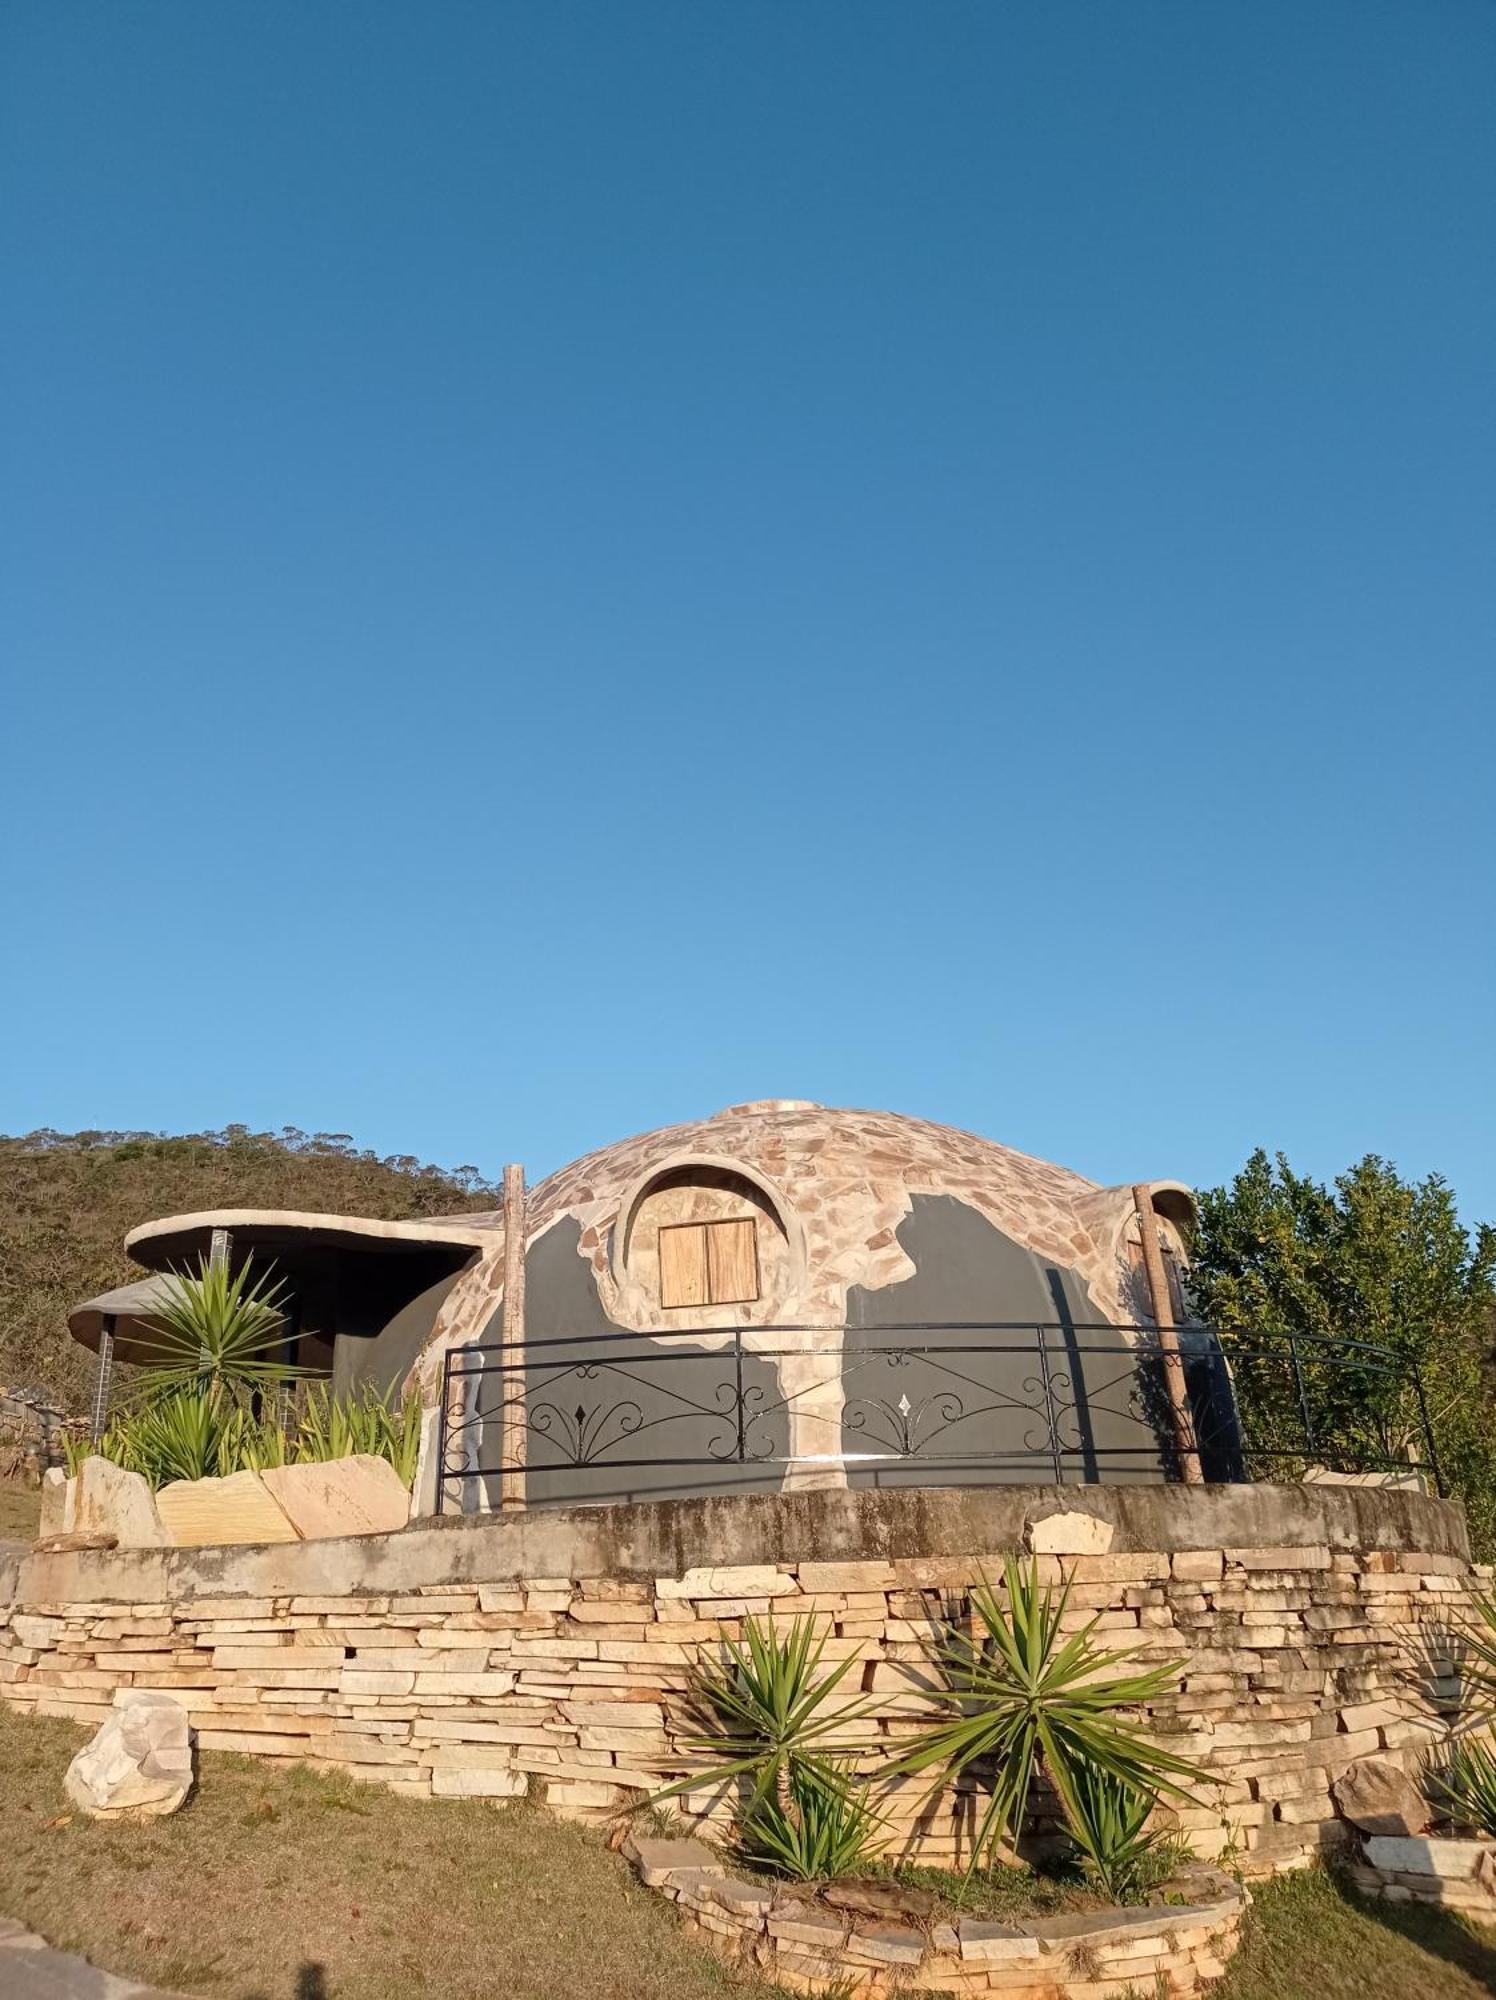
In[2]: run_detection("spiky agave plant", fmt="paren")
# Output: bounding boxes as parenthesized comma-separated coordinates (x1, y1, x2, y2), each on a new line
(293, 1381, 423, 1484)
(1433, 1733, 1496, 1837)
(886, 1557, 1208, 1875)
(648, 1611, 874, 1829)
(1061, 1762, 1185, 1903)
(133, 1254, 298, 1404)
(737, 1755, 884, 1881)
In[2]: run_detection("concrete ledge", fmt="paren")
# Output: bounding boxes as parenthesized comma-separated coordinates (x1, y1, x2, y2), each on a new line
(7, 1481, 1469, 1605)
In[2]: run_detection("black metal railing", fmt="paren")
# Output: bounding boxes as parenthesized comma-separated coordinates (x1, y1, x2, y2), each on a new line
(433, 1321, 1444, 1514)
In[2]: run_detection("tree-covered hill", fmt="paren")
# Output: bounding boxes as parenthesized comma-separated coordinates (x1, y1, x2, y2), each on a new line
(0, 1128, 498, 1410)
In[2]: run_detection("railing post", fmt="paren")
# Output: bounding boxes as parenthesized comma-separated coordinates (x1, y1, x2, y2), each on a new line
(1132, 1185, 1202, 1483)
(1035, 1323, 1065, 1484)
(1412, 1360, 1445, 1497)
(435, 1350, 452, 1517)
(733, 1325, 747, 1462)
(1287, 1333, 1318, 1463)
(500, 1163, 528, 1511)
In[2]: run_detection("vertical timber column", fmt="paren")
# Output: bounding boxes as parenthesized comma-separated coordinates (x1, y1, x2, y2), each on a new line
(1132, 1184, 1203, 1484)
(90, 1313, 116, 1443)
(500, 1163, 528, 1510)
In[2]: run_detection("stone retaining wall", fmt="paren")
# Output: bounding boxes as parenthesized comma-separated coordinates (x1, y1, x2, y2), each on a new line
(0, 1484, 1475, 1872)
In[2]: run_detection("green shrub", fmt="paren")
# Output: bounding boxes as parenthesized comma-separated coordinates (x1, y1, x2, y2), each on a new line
(1432, 1733, 1496, 1836)
(736, 1757, 883, 1881)
(133, 1255, 298, 1402)
(79, 1380, 423, 1489)
(646, 1611, 874, 1869)
(885, 1557, 1208, 1877)
(1061, 1763, 1187, 1903)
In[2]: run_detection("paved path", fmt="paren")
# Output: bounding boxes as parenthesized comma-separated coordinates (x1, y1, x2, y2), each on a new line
(0, 1918, 190, 1998)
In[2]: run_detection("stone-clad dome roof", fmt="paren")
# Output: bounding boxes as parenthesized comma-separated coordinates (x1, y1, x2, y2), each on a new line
(413, 1102, 1193, 1383)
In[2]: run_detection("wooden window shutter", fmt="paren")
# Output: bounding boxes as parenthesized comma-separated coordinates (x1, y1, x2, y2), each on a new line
(658, 1223, 709, 1309)
(706, 1217, 759, 1305)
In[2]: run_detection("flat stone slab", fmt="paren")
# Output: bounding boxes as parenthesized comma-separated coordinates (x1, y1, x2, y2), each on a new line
(1365, 1835, 1491, 1879)
(260, 1456, 411, 1540)
(624, 1836, 725, 1887)
(0, 1918, 190, 1999)
(156, 1469, 299, 1547)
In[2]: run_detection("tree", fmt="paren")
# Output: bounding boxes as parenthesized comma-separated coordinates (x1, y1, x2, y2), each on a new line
(1190, 1150, 1496, 1554)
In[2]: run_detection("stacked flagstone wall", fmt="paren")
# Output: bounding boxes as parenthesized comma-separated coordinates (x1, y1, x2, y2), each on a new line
(0, 1483, 1475, 1874)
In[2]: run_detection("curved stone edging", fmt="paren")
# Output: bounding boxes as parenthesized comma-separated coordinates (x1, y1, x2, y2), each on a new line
(627, 1836, 1249, 1996)
(1348, 1834, 1496, 1923)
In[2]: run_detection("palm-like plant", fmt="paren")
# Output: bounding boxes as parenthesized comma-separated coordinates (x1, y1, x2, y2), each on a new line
(737, 1756, 883, 1881)
(886, 1558, 1207, 1874)
(294, 1381, 424, 1484)
(1433, 1732, 1496, 1837)
(1062, 1762, 1181, 1903)
(134, 1255, 297, 1403)
(651, 1612, 874, 1827)
(1450, 1586, 1496, 1719)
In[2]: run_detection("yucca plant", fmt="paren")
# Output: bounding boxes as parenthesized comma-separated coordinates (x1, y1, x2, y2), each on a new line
(650, 1612, 874, 1829)
(1432, 1732, 1496, 1837)
(118, 1390, 238, 1485)
(885, 1557, 1208, 1875)
(1450, 1587, 1496, 1720)
(294, 1381, 423, 1484)
(737, 1756, 883, 1881)
(134, 1254, 299, 1403)
(1062, 1763, 1183, 1903)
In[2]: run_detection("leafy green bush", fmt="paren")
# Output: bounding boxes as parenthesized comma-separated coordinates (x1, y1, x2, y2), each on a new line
(736, 1757, 882, 1881)
(295, 1381, 424, 1485)
(885, 1557, 1208, 1877)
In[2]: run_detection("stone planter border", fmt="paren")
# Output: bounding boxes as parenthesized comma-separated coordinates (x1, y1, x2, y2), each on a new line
(626, 1837, 1249, 1996)
(1347, 1833, 1496, 1924)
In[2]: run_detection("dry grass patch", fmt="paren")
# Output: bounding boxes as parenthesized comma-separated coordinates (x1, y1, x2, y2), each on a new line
(0, 1707, 775, 2000)
(0, 1482, 41, 1541)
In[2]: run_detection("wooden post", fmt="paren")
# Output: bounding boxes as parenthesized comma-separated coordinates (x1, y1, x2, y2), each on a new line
(208, 1226, 231, 1270)
(1132, 1184, 1203, 1485)
(90, 1313, 116, 1444)
(500, 1163, 528, 1511)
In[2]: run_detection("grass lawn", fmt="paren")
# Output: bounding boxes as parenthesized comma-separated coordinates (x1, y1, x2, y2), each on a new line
(0, 1708, 773, 2000)
(0, 1705, 1494, 1999)
(0, 1482, 41, 1541)
(1213, 1865, 1496, 2000)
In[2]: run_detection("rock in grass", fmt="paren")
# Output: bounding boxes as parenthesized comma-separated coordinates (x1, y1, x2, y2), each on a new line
(64, 1690, 193, 1820)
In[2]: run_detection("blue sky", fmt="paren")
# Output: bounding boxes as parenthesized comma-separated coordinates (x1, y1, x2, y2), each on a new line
(2, 3, 1493, 1218)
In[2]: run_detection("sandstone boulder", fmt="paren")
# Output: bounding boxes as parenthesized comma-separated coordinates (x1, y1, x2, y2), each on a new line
(156, 1468, 300, 1547)
(64, 1691, 193, 1820)
(37, 1466, 74, 1540)
(73, 1456, 170, 1548)
(1333, 1756, 1431, 1838)
(260, 1454, 412, 1539)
